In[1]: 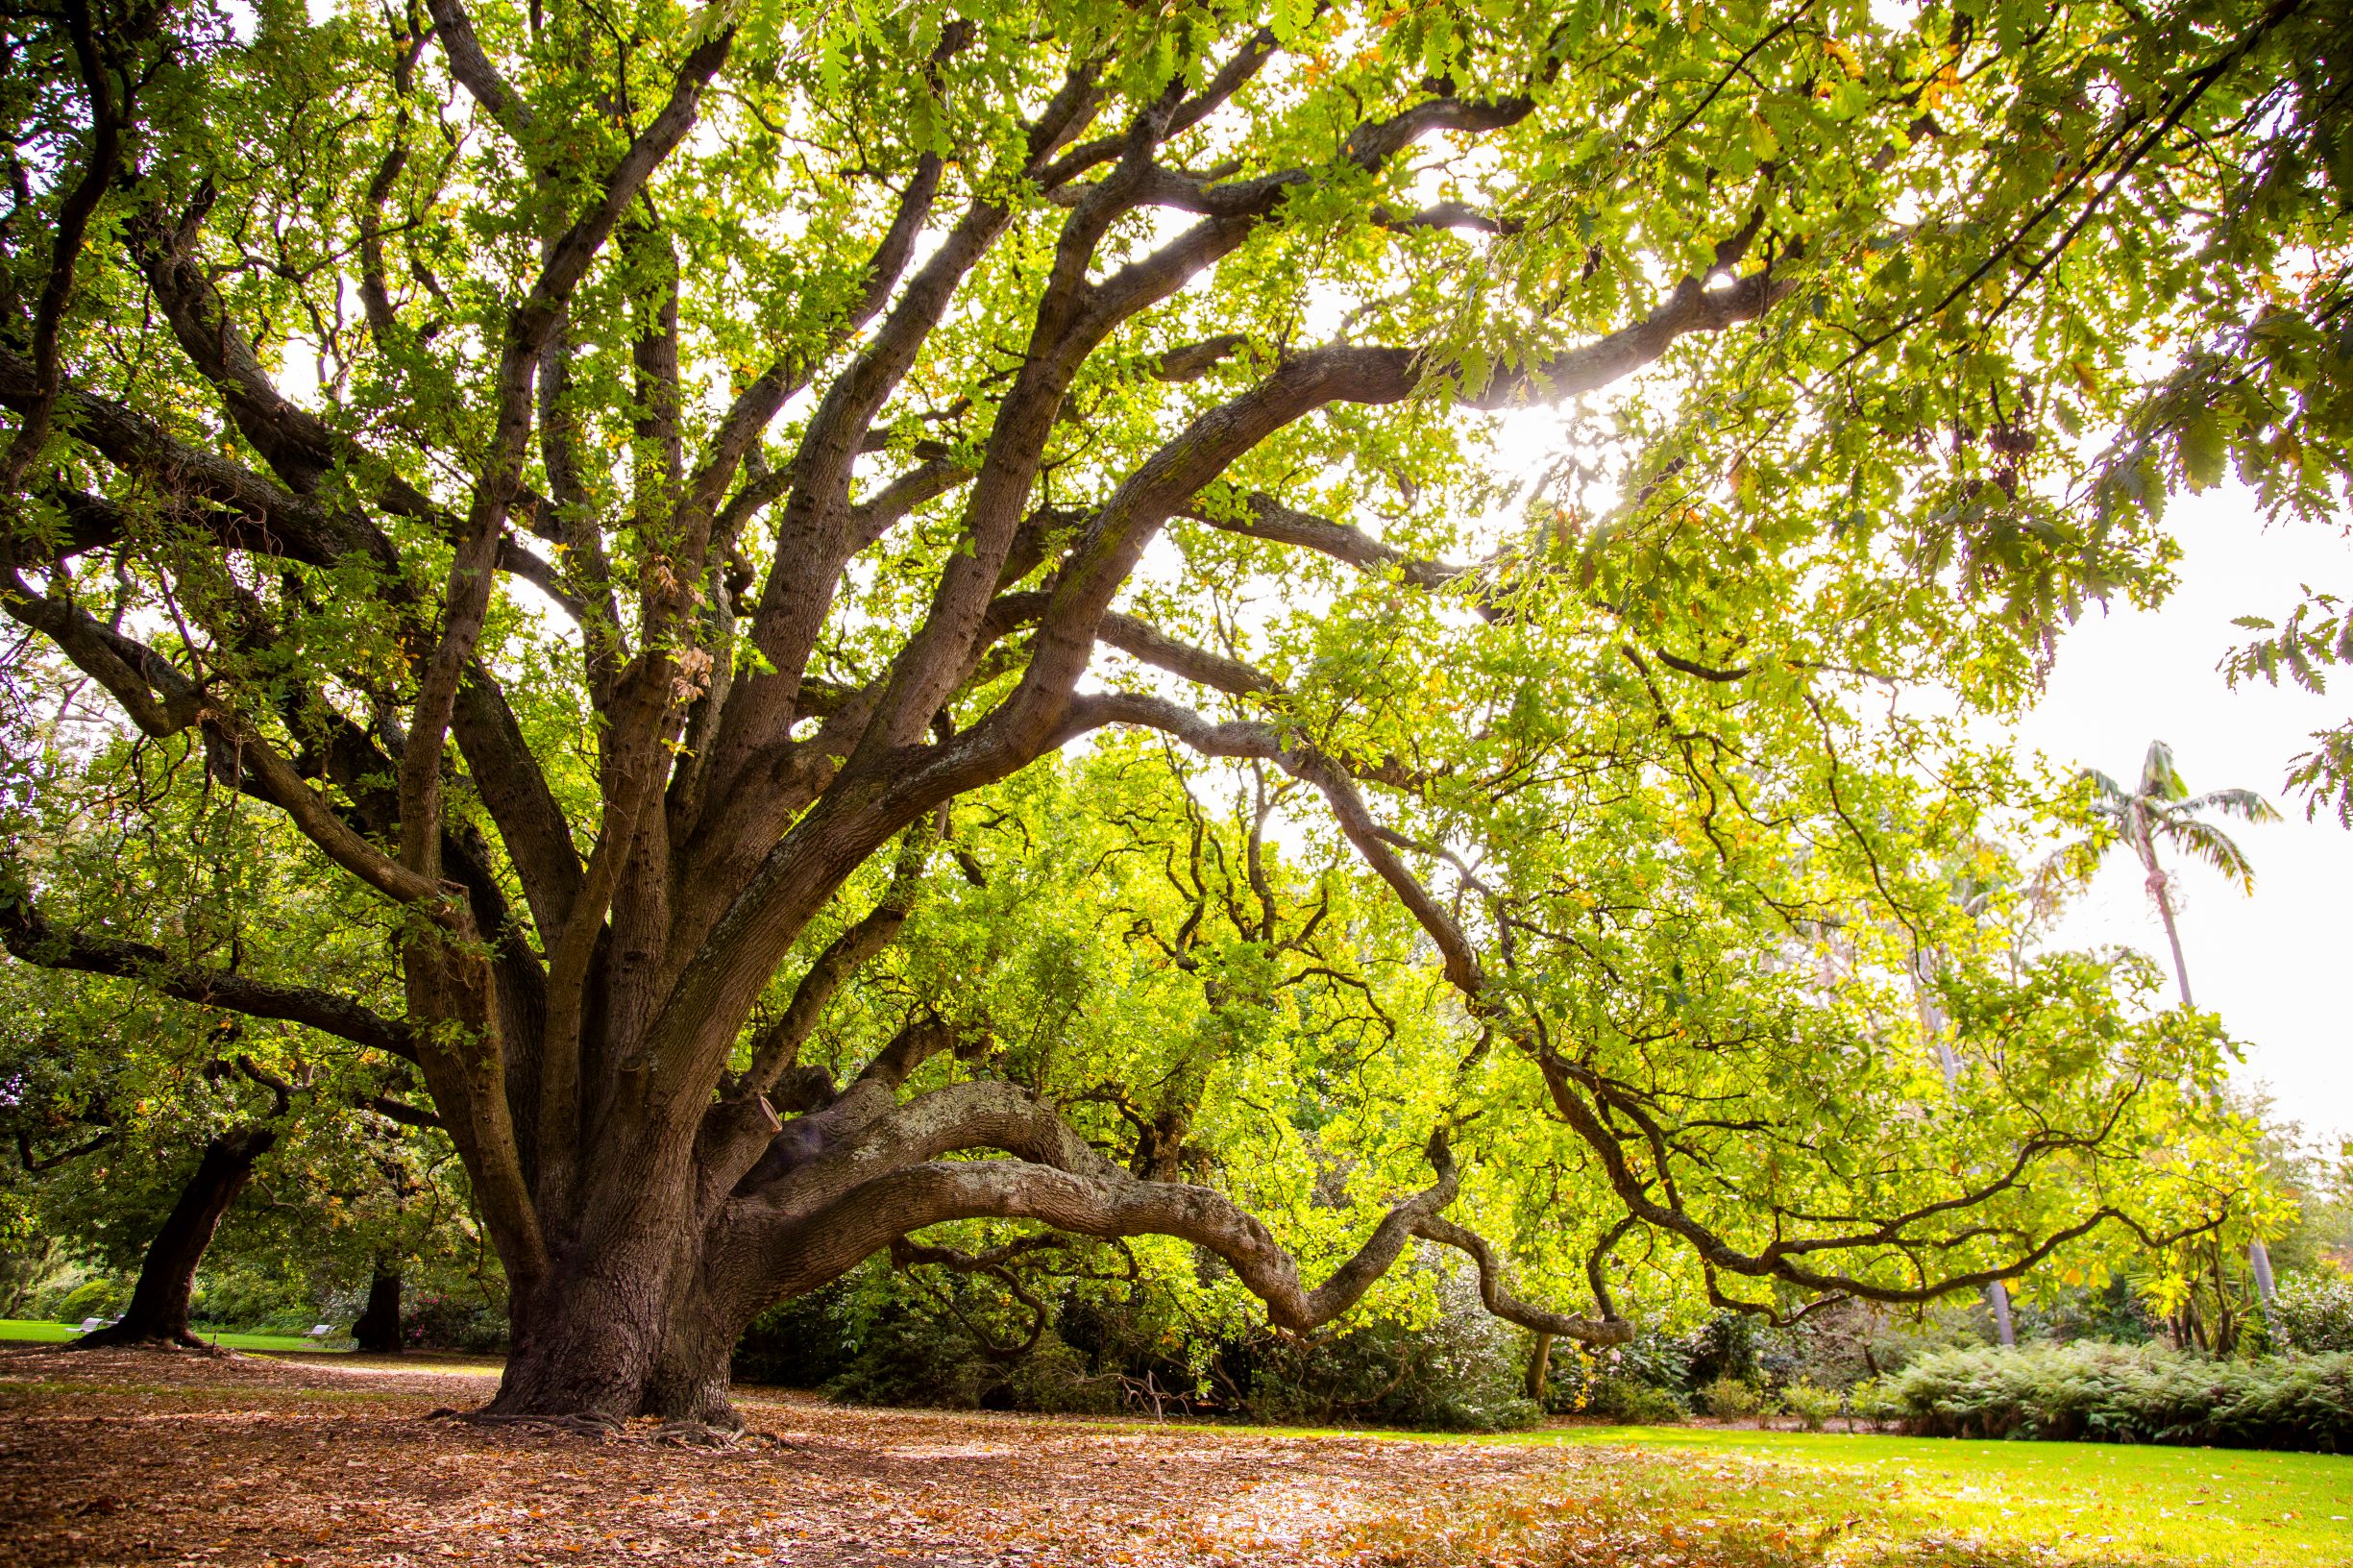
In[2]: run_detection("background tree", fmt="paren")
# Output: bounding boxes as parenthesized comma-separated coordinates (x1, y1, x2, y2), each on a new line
(0, 946, 478, 1345)
(2079, 740, 2287, 1315)
(3, 0, 2326, 1424)
(2080, 741, 2280, 1017)
(1, 638, 446, 1344)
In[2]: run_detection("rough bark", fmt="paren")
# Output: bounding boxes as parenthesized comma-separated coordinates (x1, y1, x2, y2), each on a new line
(641, 1272, 742, 1428)
(486, 1145, 699, 1421)
(76, 1123, 277, 1349)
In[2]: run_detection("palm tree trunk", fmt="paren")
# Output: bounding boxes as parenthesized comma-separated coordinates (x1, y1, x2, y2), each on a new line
(2249, 1238, 2282, 1341)
(2141, 831, 2195, 1010)
(2153, 887, 2195, 1010)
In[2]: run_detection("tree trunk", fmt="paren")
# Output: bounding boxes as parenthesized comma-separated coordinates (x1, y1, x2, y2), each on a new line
(353, 1265, 404, 1354)
(642, 1277, 745, 1429)
(2152, 862, 2281, 1316)
(76, 1124, 277, 1350)
(1524, 1331, 1554, 1403)
(1986, 1280, 2017, 1347)
(484, 1151, 706, 1422)
(2150, 872, 2195, 1012)
(2249, 1237, 2283, 1338)
(492, 1275, 750, 1428)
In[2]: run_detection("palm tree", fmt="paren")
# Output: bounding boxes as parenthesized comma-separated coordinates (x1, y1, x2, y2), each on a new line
(2080, 740, 2283, 1318)
(2081, 740, 2278, 1012)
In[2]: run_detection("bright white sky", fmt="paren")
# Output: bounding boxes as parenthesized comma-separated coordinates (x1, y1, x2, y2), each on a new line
(2012, 487, 2351, 1147)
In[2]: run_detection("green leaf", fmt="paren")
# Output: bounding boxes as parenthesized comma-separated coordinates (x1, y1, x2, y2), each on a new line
(2176, 414, 2229, 491)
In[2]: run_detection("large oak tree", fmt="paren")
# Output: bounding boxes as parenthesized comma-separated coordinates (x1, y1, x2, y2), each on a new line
(4, 0, 2334, 1422)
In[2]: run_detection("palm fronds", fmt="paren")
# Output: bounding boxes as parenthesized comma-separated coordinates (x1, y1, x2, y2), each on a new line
(2164, 815, 2262, 891)
(2076, 741, 2276, 899)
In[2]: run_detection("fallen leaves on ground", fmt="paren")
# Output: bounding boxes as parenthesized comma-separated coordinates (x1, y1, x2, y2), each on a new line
(0, 1346, 2160, 1568)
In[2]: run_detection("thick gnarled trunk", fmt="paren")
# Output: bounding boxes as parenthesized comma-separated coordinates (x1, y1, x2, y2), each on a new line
(489, 1222, 752, 1425)
(481, 1113, 715, 1421)
(471, 1014, 1633, 1428)
(643, 1271, 745, 1427)
(492, 1280, 674, 1421)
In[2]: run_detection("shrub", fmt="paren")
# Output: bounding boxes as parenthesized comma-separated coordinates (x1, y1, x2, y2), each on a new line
(1686, 1313, 1766, 1388)
(1699, 1376, 1763, 1420)
(1246, 1266, 1545, 1431)
(735, 1280, 860, 1387)
(1779, 1380, 1842, 1432)
(1846, 1377, 1896, 1431)
(0, 1241, 72, 1319)
(1884, 1342, 2353, 1451)
(189, 1263, 319, 1335)
(821, 1309, 995, 1410)
(1587, 1376, 1686, 1425)
(51, 1276, 127, 1324)
(1009, 1336, 1123, 1415)
(2012, 1277, 2161, 1345)
(404, 1289, 509, 1354)
(1536, 1319, 1736, 1417)
(2275, 1271, 2353, 1354)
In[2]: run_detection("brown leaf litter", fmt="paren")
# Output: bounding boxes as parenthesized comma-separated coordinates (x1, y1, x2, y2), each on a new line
(0, 1343, 1606, 1568)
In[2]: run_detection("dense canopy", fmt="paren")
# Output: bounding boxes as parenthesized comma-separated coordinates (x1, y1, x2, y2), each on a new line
(3, 0, 2342, 1423)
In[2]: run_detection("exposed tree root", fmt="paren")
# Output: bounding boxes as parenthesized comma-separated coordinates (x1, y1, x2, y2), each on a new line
(424, 1407, 786, 1450)
(70, 1327, 230, 1354)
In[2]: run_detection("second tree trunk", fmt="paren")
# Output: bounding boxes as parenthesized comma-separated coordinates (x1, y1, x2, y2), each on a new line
(76, 1123, 278, 1350)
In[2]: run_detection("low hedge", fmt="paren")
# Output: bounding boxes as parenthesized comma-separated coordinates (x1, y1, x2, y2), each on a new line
(1885, 1342, 2353, 1452)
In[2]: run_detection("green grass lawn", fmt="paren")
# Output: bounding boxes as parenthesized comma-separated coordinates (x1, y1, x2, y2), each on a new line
(1527, 1425, 2353, 1566)
(0, 1319, 81, 1342)
(1338, 1423, 2351, 1567)
(0, 1317, 352, 1352)
(1085, 1414, 2353, 1567)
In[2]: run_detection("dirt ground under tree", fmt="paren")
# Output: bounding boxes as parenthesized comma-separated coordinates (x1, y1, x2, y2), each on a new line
(0, 1344, 1618, 1568)
(15, 1343, 2313, 1568)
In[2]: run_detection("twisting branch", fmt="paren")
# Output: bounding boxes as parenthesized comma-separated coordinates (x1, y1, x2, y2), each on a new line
(358, 1093, 443, 1130)
(0, 0, 150, 492)
(1413, 1215, 1632, 1342)
(1, 888, 417, 1062)
(1063, 676, 2188, 1315)
(1184, 492, 1470, 591)
(746, 1128, 1467, 1336)
(423, 0, 537, 143)
(19, 1130, 115, 1172)
(890, 1233, 1070, 1360)
(738, 826, 932, 1100)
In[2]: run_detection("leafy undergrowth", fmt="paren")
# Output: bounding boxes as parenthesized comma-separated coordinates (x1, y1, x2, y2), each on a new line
(0, 1346, 2345, 1568)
